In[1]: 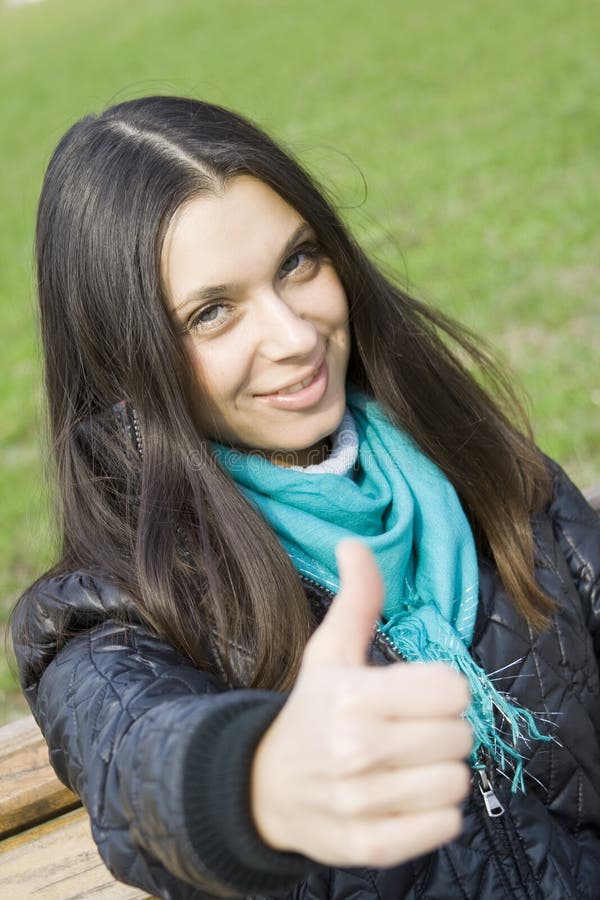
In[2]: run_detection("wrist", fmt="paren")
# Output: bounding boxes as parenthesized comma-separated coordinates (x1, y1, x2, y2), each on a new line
(250, 718, 291, 852)
(183, 691, 314, 891)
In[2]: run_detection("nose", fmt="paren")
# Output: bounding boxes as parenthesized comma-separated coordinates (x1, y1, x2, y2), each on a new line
(253, 289, 319, 361)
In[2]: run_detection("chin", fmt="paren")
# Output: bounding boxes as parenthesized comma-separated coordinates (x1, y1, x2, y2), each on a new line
(277, 405, 347, 454)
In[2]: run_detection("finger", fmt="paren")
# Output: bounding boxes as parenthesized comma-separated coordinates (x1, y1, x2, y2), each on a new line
(342, 662, 471, 720)
(328, 807, 463, 868)
(305, 540, 384, 668)
(374, 718, 474, 767)
(326, 716, 473, 777)
(329, 761, 471, 818)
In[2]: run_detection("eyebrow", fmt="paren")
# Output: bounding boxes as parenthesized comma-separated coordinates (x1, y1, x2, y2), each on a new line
(173, 222, 314, 313)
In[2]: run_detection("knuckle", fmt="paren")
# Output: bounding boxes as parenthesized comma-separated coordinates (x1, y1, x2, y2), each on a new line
(442, 806, 464, 840)
(329, 722, 371, 775)
(440, 762, 471, 803)
(455, 677, 472, 711)
(459, 762, 472, 796)
(447, 761, 472, 801)
(332, 682, 364, 719)
(436, 665, 470, 709)
(330, 780, 366, 817)
(345, 823, 378, 864)
(458, 720, 475, 757)
(331, 736, 366, 775)
(366, 837, 398, 869)
(344, 821, 407, 868)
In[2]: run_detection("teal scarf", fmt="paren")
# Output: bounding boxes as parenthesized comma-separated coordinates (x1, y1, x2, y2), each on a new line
(213, 389, 550, 790)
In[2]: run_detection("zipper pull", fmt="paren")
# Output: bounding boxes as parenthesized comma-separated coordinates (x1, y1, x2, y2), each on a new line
(477, 769, 505, 817)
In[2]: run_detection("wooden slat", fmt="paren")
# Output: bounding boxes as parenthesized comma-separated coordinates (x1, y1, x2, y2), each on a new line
(0, 807, 154, 898)
(0, 715, 43, 757)
(0, 715, 79, 838)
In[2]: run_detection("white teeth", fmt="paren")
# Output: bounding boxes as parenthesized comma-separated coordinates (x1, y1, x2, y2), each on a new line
(277, 372, 316, 395)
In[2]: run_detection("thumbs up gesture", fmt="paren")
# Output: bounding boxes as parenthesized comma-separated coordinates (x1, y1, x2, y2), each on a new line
(251, 540, 473, 867)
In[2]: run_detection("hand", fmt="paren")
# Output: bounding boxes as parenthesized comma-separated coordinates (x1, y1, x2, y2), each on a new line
(251, 539, 473, 867)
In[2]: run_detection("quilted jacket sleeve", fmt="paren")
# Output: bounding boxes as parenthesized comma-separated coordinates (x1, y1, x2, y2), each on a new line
(547, 461, 600, 652)
(14, 576, 319, 899)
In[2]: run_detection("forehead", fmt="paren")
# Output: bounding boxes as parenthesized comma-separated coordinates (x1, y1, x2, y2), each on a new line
(161, 176, 305, 309)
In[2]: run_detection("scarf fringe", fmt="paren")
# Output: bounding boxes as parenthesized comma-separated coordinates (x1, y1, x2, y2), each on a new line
(384, 616, 553, 792)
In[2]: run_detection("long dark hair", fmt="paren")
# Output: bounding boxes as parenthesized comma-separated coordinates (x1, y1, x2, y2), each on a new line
(13, 96, 552, 690)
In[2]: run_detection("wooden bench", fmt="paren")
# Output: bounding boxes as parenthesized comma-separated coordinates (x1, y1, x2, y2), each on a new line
(1, 485, 599, 897)
(0, 715, 154, 898)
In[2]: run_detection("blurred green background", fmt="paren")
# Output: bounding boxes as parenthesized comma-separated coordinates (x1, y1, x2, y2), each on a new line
(1, 0, 598, 723)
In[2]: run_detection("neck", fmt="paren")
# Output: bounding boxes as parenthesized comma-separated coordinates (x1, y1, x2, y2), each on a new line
(268, 436, 332, 469)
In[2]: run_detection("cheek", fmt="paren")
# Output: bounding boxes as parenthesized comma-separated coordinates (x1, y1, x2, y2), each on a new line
(311, 267, 349, 327)
(185, 341, 245, 425)
(328, 281, 351, 344)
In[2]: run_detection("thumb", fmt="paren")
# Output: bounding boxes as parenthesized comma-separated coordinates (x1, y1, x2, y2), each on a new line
(304, 539, 385, 668)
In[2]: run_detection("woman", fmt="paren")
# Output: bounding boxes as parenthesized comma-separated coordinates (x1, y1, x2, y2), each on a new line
(12, 95, 600, 899)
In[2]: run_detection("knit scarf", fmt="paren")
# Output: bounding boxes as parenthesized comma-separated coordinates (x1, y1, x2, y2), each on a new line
(213, 389, 550, 790)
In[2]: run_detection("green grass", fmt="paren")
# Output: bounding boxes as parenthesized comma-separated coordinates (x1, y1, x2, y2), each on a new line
(1, 0, 599, 721)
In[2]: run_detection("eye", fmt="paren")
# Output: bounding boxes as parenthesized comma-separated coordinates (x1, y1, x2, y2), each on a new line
(279, 242, 321, 278)
(187, 303, 228, 332)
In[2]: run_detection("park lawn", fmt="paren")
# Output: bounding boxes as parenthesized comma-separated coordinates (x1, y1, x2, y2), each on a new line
(0, 0, 598, 720)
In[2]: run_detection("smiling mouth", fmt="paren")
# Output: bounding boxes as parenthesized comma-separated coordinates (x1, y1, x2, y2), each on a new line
(254, 356, 329, 410)
(275, 369, 320, 396)
(256, 355, 326, 398)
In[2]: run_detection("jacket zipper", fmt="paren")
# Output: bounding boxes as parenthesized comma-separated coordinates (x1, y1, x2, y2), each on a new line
(300, 574, 406, 661)
(302, 575, 539, 894)
(475, 751, 541, 897)
(476, 758, 505, 817)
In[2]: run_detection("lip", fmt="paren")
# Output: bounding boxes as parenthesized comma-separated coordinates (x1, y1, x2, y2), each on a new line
(256, 355, 325, 397)
(255, 357, 329, 410)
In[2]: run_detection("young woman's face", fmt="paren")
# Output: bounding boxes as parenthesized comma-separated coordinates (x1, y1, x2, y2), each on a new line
(161, 176, 351, 465)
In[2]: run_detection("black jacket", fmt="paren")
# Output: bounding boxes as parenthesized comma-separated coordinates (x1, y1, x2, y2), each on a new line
(13, 460, 600, 899)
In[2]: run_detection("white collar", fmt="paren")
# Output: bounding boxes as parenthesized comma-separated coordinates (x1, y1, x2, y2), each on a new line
(290, 409, 358, 476)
